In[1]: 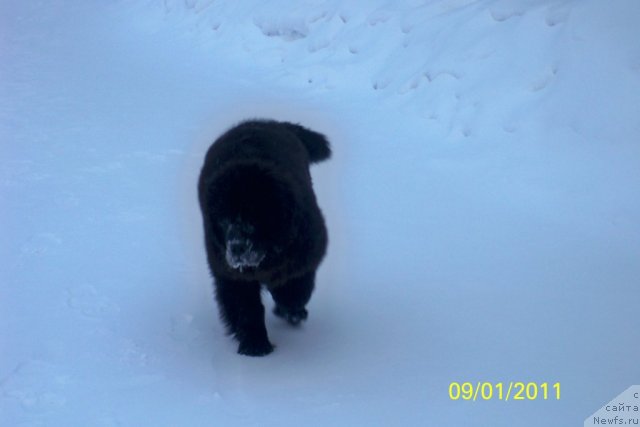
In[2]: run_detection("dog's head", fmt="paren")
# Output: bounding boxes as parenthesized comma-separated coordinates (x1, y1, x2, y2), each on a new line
(204, 163, 298, 272)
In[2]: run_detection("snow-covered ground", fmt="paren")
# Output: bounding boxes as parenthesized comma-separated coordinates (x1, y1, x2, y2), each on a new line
(2, 1, 639, 425)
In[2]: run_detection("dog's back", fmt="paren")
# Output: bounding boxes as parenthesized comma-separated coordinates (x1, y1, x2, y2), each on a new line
(200, 120, 331, 187)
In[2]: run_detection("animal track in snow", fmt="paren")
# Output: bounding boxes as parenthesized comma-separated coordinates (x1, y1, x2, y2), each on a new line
(489, 6, 525, 22)
(20, 233, 62, 256)
(372, 78, 391, 91)
(397, 69, 461, 94)
(424, 70, 461, 82)
(367, 9, 391, 26)
(169, 313, 201, 343)
(397, 76, 422, 94)
(0, 360, 68, 415)
(502, 122, 518, 133)
(66, 285, 120, 319)
(254, 18, 309, 41)
(530, 66, 558, 92)
(307, 38, 331, 53)
(307, 10, 328, 24)
(118, 339, 150, 368)
(190, 0, 215, 13)
(545, 5, 570, 27)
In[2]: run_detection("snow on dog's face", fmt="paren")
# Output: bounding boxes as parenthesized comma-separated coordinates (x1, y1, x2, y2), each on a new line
(208, 163, 297, 273)
(218, 204, 291, 272)
(223, 220, 265, 271)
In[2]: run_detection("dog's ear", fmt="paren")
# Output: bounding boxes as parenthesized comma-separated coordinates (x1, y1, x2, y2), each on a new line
(281, 122, 331, 163)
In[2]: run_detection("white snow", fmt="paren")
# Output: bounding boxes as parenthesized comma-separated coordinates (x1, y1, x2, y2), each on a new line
(2, 0, 639, 426)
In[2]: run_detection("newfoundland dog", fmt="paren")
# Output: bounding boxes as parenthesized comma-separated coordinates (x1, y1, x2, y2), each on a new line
(198, 119, 331, 356)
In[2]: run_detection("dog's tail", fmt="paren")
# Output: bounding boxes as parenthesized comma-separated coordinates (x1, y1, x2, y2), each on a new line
(282, 122, 332, 164)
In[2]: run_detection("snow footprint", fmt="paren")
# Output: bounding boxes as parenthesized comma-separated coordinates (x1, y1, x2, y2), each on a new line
(0, 360, 68, 415)
(397, 69, 461, 95)
(118, 339, 150, 368)
(367, 8, 391, 26)
(530, 65, 558, 92)
(489, 2, 525, 22)
(169, 313, 201, 344)
(66, 285, 120, 319)
(397, 76, 421, 94)
(20, 233, 62, 256)
(254, 16, 309, 41)
(545, 4, 571, 27)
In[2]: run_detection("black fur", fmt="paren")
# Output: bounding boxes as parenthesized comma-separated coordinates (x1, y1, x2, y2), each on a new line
(198, 119, 330, 356)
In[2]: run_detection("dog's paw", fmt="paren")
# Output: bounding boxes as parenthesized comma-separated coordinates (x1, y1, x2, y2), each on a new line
(237, 337, 274, 357)
(273, 305, 308, 326)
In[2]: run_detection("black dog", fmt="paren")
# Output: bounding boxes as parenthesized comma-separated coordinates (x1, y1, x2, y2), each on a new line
(198, 119, 331, 356)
